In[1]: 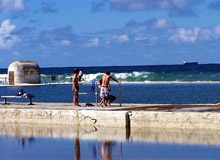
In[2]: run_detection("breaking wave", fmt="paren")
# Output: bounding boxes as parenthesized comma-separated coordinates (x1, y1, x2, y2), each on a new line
(2, 63, 220, 84)
(40, 71, 220, 83)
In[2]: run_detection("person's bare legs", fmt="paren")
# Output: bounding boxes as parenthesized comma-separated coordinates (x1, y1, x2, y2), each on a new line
(74, 97, 80, 107)
(73, 90, 80, 107)
(102, 98, 107, 107)
(103, 97, 107, 107)
(107, 100, 114, 106)
(99, 99, 103, 107)
(99, 98, 104, 107)
(99, 98, 107, 107)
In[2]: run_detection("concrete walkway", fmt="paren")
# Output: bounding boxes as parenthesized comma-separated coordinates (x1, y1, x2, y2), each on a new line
(1, 102, 220, 112)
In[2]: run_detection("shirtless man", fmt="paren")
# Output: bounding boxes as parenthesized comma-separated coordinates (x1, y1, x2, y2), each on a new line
(73, 68, 80, 107)
(98, 79, 116, 106)
(99, 72, 119, 107)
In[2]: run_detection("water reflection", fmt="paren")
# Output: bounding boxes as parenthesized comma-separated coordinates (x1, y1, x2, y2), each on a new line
(18, 137, 35, 149)
(74, 138, 80, 160)
(1, 123, 220, 146)
(1, 123, 220, 159)
(101, 141, 117, 160)
(72, 125, 118, 160)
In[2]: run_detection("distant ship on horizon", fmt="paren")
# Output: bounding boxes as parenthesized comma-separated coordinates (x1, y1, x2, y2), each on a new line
(183, 61, 198, 65)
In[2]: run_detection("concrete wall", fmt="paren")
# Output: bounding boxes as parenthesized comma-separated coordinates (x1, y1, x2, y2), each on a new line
(1, 108, 220, 130)
(0, 109, 128, 127)
(130, 111, 220, 129)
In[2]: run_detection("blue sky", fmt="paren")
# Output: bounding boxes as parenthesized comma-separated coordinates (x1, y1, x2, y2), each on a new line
(0, 0, 220, 67)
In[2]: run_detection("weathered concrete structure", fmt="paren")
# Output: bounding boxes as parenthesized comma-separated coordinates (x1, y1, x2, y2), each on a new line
(1, 103, 220, 130)
(0, 108, 127, 127)
(8, 61, 41, 85)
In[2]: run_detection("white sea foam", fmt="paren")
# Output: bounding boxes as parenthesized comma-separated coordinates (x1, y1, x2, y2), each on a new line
(83, 73, 104, 82)
(114, 72, 151, 80)
(82, 71, 151, 82)
(82, 71, 154, 82)
(133, 72, 142, 77)
(39, 71, 154, 83)
(0, 74, 7, 78)
(0, 74, 8, 84)
(114, 73, 132, 79)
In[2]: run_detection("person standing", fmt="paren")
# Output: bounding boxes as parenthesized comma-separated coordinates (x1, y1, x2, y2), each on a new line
(98, 79, 116, 106)
(73, 68, 80, 107)
(99, 72, 119, 107)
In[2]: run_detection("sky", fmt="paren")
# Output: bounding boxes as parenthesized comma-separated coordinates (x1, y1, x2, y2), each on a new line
(0, 0, 220, 67)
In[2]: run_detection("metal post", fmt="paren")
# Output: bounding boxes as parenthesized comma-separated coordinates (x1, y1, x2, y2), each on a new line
(119, 82, 122, 106)
(95, 81, 98, 107)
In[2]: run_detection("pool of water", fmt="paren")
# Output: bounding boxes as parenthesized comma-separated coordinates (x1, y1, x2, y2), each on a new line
(1, 124, 220, 160)
(1, 83, 220, 104)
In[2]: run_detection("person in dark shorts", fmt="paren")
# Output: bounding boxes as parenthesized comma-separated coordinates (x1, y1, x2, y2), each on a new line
(106, 92, 116, 106)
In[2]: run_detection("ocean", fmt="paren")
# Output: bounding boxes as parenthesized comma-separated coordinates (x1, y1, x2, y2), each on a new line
(1, 63, 220, 83)
(1, 64, 220, 104)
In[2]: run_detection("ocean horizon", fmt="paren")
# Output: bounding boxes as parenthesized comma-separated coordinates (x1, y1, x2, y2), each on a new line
(1, 63, 220, 83)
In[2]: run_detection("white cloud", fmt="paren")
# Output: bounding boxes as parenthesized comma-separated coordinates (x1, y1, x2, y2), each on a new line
(170, 25, 220, 43)
(214, 25, 220, 39)
(154, 18, 168, 28)
(126, 1, 147, 10)
(85, 37, 99, 47)
(105, 0, 200, 16)
(149, 36, 158, 44)
(135, 34, 158, 45)
(61, 40, 71, 46)
(173, 0, 187, 9)
(113, 34, 129, 43)
(105, 41, 111, 46)
(39, 44, 48, 50)
(0, 19, 20, 49)
(158, 1, 169, 9)
(134, 34, 147, 41)
(126, 18, 175, 30)
(0, 0, 25, 13)
(170, 27, 200, 43)
(62, 52, 70, 57)
(12, 51, 21, 56)
(199, 29, 212, 41)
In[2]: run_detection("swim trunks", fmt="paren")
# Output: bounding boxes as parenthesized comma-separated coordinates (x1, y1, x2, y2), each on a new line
(100, 87, 109, 98)
(73, 86, 79, 98)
